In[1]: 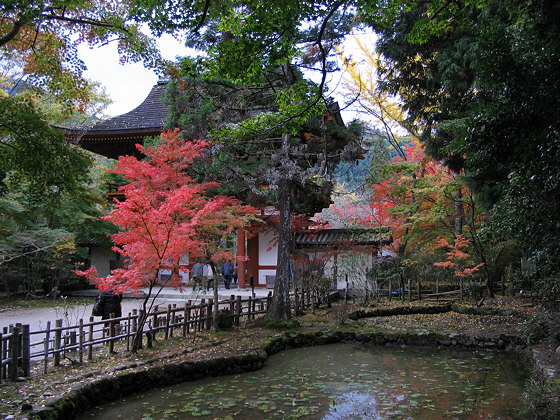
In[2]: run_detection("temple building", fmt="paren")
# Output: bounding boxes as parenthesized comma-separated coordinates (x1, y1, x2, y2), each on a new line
(63, 79, 392, 289)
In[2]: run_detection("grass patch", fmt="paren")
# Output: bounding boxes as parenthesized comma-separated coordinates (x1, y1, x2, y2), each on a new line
(297, 313, 328, 323)
(259, 317, 301, 330)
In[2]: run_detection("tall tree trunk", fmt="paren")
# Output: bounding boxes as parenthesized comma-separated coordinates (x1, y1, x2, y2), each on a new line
(454, 189, 464, 235)
(268, 59, 294, 321)
(269, 154, 292, 321)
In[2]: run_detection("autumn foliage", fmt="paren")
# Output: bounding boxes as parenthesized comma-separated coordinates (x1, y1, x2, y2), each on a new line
(370, 139, 484, 271)
(75, 130, 258, 295)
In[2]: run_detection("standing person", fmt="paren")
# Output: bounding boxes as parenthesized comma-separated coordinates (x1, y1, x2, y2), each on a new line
(191, 261, 204, 292)
(205, 262, 214, 292)
(233, 262, 238, 285)
(93, 290, 123, 320)
(93, 289, 123, 338)
(222, 260, 234, 290)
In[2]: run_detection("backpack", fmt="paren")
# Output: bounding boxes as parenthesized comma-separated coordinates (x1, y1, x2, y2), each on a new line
(92, 296, 103, 316)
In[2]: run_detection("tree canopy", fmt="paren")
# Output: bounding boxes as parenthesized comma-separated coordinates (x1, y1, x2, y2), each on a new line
(363, 0, 560, 301)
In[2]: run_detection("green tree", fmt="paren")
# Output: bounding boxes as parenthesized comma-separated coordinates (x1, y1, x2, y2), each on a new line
(158, 1, 360, 320)
(0, 96, 114, 295)
(362, 0, 560, 304)
(0, 0, 167, 116)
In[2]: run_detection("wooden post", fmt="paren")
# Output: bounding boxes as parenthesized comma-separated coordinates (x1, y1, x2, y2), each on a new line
(54, 319, 62, 367)
(183, 304, 188, 337)
(206, 299, 213, 330)
(197, 299, 204, 332)
(2, 327, 7, 380)
(126, 313, 131, 351)
(235, 296, 241, 327)
(78, 320, 84, 364)
(43, 321, 51, 374)
(21, 324, 30, 377)
(267, 291, 272, 310)
(436, 278, 439, 302)
(187, 303, 192, 334)
(165, 305, 171, 340)
(152, 305, 159, 338)
(109, 314, 115, 353)
(408, 278, 412, 301)
(247, 296, 252, 320)
(230, 295, 235, 315)
(69, 330, 77, 353)
(417, 278, 421, 301)
(8, 325, 20, 381)
(460, 277, 464, 302)
(137, 309, 144, 350)
(88, 316, 94, 361)
(389, 279, 392, 301)
(171, 304, 176, 338)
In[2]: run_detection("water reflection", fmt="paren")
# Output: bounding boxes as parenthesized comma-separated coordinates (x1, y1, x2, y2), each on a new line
(80, 343, 527, 419)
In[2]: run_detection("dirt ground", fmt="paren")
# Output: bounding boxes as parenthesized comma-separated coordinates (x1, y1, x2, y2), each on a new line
(1, 296, 559, 419)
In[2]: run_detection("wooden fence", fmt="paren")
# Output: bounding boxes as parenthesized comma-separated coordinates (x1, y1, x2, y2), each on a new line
(1, 293, 272, 384)
(352, 277, 465, 302)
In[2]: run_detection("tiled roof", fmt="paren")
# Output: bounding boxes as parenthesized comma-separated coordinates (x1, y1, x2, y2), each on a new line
(294, 228, 392, 247)
(85, 80, 169, 134)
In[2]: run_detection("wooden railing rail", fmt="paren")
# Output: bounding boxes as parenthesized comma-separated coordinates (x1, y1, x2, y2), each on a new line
(2, 292, 276, 382)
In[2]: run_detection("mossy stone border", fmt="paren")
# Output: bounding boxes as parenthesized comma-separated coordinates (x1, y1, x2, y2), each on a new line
(31, 326, 526, 419)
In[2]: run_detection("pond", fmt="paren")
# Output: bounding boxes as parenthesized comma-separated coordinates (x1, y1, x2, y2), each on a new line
(80, 343, 527, 419)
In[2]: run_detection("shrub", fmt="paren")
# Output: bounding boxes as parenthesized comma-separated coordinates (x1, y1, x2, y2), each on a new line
(216, 309, 234, 330)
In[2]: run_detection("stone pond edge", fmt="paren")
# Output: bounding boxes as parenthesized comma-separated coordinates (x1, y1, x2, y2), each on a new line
(29, 323, 533, 419)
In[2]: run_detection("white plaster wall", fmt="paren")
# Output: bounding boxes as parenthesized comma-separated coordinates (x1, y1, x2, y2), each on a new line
(258, 230, 278, 266)
(258, 269, 276, 287)
(335, 252, 373, 290)
(90, 248, 112, 280)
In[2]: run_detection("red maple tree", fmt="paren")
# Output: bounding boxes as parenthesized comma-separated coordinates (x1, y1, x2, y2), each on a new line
(75, 130, 258, 349)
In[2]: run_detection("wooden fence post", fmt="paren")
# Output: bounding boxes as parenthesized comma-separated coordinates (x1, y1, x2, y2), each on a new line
(9, 325, 20, 381)
(78, 319, 84, 364)
(44, 321, 51, 374)
(247, 296, 252, 320)
(54, 319, 62, 367)
(206, 299, 213, 330)
(137, 309, 144, 350)
(152, 305, 159, 338)
(21, 324, 30, 377)
(267, 291, 272, 310)
(109, 314, 115, 353)
(1, 327, 7, 380)
(182, 304, 188, 337)
(235, 296, 241, 327)
(460, 278, 463, 302)
(171, 304, 176, 338)
(165, 305, 171, 340)
(417, 279, 421, 301)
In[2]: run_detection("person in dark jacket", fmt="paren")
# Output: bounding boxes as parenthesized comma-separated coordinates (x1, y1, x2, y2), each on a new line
(222, 260, 234, 290)
(95, 290, 123, 320)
